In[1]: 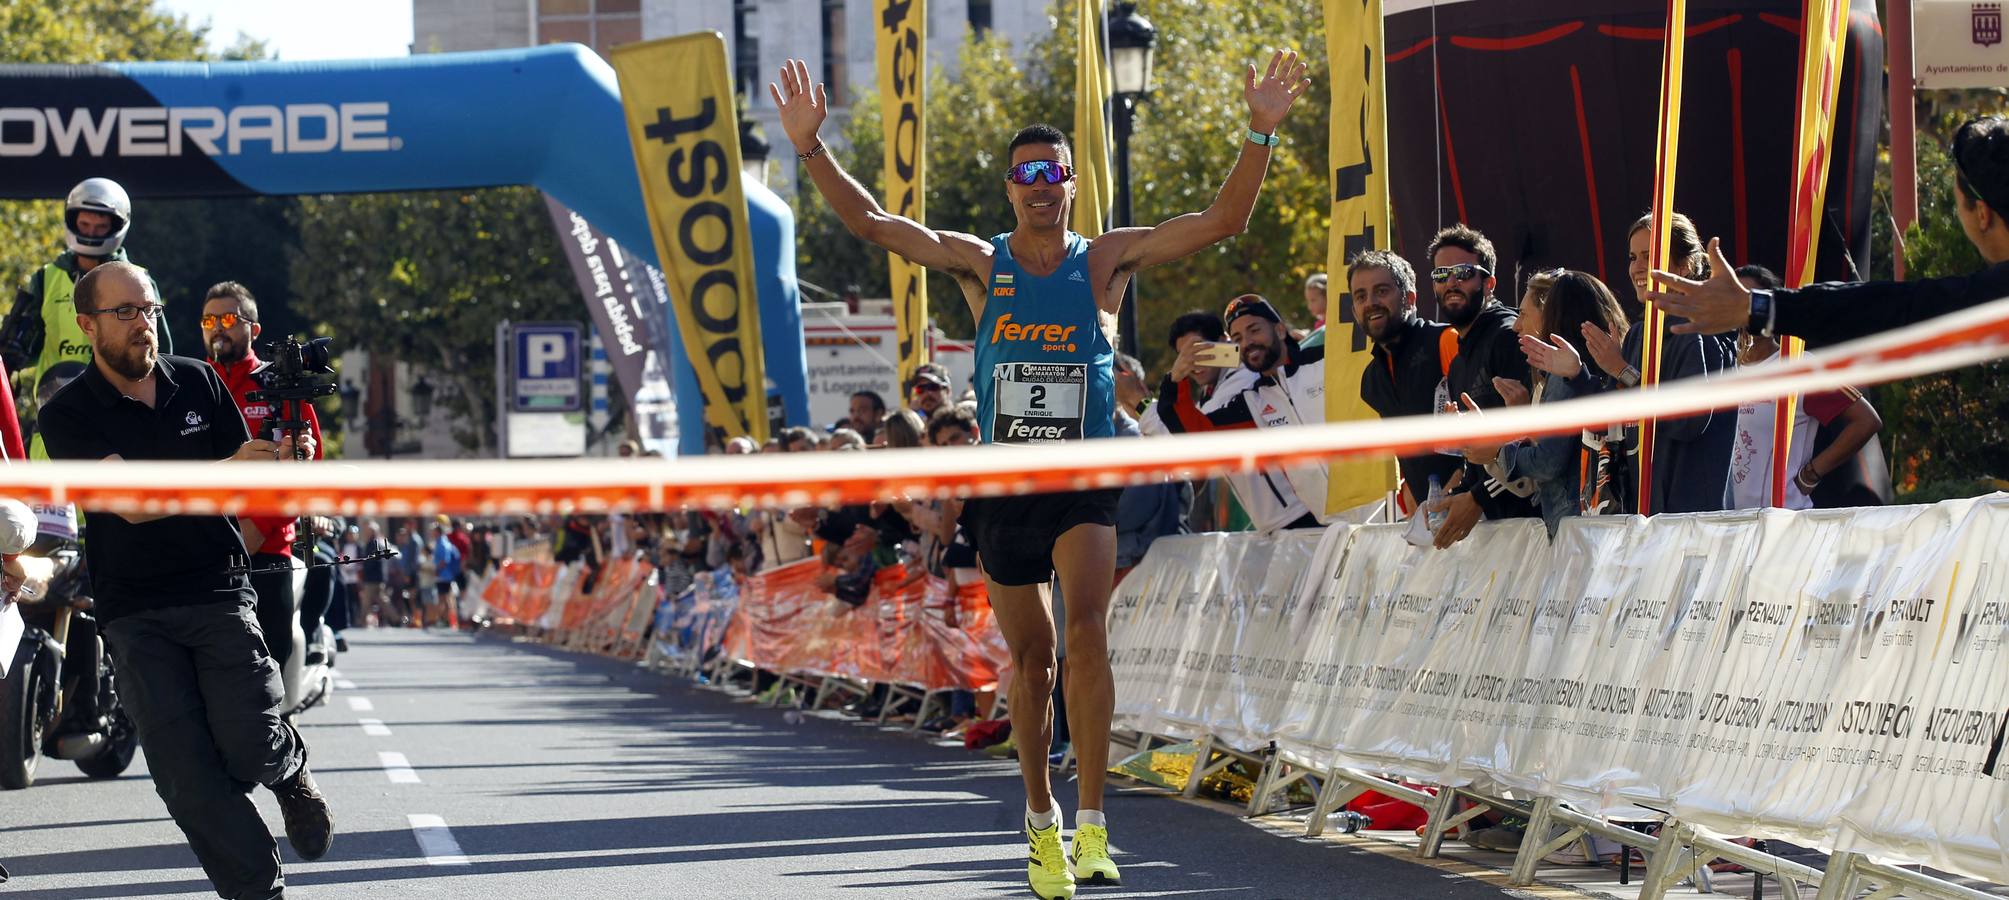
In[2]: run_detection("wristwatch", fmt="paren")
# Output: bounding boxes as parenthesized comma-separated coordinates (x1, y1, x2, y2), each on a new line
(1748, 289, 1776, 338)
(1246, 127, 1280, 147)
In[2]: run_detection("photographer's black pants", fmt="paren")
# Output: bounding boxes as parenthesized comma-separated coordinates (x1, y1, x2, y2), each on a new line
(249, 554, 295, 669)
(104, 600, 305, 900)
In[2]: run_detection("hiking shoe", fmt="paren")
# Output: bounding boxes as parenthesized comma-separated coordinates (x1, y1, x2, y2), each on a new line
(1026, 817, 1076, 899)
(1068, 823, 1120, 886)
(270, 761, 333, 860)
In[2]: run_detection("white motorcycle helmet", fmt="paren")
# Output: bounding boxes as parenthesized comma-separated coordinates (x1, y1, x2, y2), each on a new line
(63, 177, 132, 258)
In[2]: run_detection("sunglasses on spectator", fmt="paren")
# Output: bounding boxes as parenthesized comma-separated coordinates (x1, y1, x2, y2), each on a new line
(913, 382, 947, 393)
(1005, 160, 1074, 185)
(88, 303, 165, 322)
(200, 313, 254, 330)
(1430, 264, 1492, 284)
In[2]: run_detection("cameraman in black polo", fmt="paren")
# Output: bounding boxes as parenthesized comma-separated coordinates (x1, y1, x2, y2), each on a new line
(37, 262, 332, 900)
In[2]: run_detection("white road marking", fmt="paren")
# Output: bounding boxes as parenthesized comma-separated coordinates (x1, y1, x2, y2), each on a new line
(379, 751, 421, 784)
(347, 696, 374, 712)
(359, 718, 392, 737)
(334, 678, 357, 690)
(407, 814, 469, 866)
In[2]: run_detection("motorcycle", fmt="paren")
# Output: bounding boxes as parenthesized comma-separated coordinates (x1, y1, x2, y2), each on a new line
(0, 507, 138, 789)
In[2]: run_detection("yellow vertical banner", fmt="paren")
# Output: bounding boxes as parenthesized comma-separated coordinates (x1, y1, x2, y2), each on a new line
(1323, 0, 1397, 515)
(876, 0, 930, 396)
(1773, 0, 1850, 505)
(1072, 0, 1114, 238)
(1639, 0, 1687, 515)
(611, 33, 769, 443)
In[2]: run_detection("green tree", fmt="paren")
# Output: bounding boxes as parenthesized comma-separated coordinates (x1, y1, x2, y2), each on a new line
(286, 187, 581, 456)
(792, 0, 1329, 377)
(1867, 93, 2009, 500)
(0, 0, 217, 314)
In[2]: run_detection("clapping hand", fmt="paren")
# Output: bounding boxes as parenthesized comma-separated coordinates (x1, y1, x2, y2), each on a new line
(1580, 321, 1628, 379)
(1520, 333, 1582, 378)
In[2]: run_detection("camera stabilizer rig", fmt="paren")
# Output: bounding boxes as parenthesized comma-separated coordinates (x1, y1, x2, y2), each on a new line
(225, 336, 400, 578)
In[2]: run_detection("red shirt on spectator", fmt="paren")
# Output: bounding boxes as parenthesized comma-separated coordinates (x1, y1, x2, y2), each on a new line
(210, 352, 324, 555)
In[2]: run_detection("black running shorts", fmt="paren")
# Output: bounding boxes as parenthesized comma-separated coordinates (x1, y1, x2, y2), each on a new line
(959, 488, 1122, 587)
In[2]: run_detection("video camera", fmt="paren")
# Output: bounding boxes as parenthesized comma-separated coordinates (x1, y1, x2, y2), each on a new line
(231, 336, 346, 576)
(246, 335, 338, 424)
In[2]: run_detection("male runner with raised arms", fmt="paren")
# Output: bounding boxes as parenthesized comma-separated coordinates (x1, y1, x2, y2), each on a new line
(772, 50, 1309, 899)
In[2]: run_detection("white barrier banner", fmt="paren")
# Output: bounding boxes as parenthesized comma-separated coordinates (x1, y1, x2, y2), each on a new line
(1111, 497, 2009, 882)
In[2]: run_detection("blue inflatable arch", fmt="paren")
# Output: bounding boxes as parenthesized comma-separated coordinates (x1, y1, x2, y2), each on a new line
(0, 44, 810, 455)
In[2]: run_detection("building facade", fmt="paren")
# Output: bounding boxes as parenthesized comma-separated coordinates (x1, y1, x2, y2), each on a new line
(413, 0, 1051, 196)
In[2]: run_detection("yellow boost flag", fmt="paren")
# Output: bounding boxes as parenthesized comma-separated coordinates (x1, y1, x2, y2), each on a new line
(611, 33, 769, 443)
(876, 0, 930, 396)
(1072, 0, 1114, 238)
(1323, 0, 1397, 514)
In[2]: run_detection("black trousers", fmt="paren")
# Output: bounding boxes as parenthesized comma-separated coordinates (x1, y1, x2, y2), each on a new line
(248, 554, 295, 668)
(299, 564, 336, 644)
(104, 600, 304, 900)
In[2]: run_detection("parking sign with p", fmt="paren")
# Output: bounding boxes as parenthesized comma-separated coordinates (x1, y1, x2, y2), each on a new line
(511, 323, 583, 412)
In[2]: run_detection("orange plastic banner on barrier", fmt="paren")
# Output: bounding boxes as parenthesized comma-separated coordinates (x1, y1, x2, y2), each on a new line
(715, 560, 1005, 693)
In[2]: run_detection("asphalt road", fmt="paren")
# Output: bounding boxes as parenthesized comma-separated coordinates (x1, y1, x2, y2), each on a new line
(1, 629, 1528, 899)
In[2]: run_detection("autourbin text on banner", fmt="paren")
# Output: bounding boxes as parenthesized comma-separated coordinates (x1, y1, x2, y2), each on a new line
(1324, 0, 1398, 514)
(611, 32, 770, 443)
(876, 0, 930, 395)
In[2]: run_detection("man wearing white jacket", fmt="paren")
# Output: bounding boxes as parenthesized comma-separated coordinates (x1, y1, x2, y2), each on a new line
(1155, 294, 1327, 531)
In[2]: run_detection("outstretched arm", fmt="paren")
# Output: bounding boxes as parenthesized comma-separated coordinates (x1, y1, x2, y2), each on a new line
(1096, 49, 1313, 276)
(769, 59, 989, 278)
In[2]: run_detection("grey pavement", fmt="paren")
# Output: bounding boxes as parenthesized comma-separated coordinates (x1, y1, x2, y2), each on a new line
(3, 629, 1534, 899)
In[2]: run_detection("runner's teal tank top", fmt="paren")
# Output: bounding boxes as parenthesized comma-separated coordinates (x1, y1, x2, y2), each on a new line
(974, 232, 1115, 444)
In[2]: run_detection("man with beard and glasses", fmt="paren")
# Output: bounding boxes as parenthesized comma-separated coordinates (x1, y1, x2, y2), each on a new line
(38, 262, 334, 900)
(1420, 225, 1539, 548)
(773, 47, 1311, 899)
(202, 281, 326, 674)
(1348, 250, 1462, 510)
(1157, 294, 1331, 532)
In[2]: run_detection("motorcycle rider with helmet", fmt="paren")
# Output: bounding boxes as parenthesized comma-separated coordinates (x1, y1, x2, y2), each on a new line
(0, 177, 173, 433)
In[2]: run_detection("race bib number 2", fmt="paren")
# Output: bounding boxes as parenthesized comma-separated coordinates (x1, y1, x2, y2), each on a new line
(992, 362, 1086, 443)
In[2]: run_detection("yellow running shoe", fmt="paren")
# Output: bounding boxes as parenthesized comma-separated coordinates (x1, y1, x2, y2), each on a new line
(1026, 817, 1077, 899)
(1069, 823, 1121, 886)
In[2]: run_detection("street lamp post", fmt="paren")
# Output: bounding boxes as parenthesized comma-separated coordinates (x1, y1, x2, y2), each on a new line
(1107, 1, 1156, 360)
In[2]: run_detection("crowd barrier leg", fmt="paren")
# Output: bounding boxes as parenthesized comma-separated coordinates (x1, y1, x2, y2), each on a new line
(1507, 797, 1599, 886)
(1246, 748, 1317, 818)
(1177, 736, 1215, 799)
(907, 690, 939, 734)
(1812, 851, 2002, 900)
(1300, 767, 1367, 838)
(1419, 788, 1482, 857)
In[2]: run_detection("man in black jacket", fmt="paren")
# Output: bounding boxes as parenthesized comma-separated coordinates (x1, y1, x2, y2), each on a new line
(37, 262, 332, 900)
(1420, 226, 1539, 547)
(1655, 116, 2009, 348)
(1349, 249, 1461, 507)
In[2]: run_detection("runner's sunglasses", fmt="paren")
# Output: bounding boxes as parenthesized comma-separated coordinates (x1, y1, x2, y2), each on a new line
(1004, 160, 1074, 185)
(1429, 263, 1492, 284)
(199, 313, 253, 330)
